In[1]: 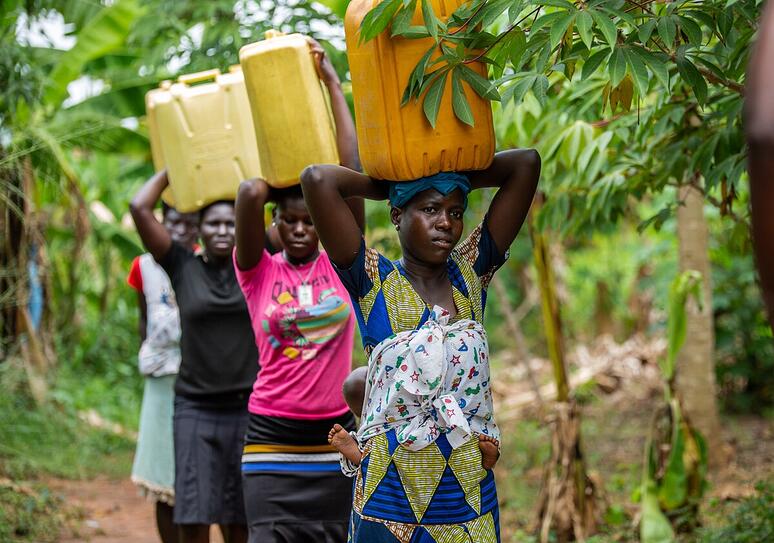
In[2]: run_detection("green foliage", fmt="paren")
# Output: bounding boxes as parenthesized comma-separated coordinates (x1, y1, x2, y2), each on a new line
(641, 400, 708, 542)
(0, 364, 135, 480)
(698, 482, 774, 543)
(0, 484, 67, 543)
(710, 221, 774, 412)
(43, 0, 145, 107)
(358, 0, 756, 245)
(664, 270, 703, 383)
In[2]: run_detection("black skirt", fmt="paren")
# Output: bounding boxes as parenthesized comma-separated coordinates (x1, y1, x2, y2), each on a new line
(173, 396, 248, 525)
(241, 412, 356, 543)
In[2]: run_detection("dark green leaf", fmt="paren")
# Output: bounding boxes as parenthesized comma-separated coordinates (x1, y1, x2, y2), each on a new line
(623, 47, 649, 95)
(451, 68, 474, 126)
(532, 74, 550, 106)
(694, 55, 726, 82)
(391, 0, 417, 37)
(601, 6, 637, 27)
(717, 10, 733, 39)
(421, 0, 439, 40)
(458, 64, 500, 100)
(396, 25, 431, 39)
(608, 47, 626, 87)
(685, 10, 715, 35)
(401, 44, 437, 105)
(550, 12, 576, 49)
(502, 73, 535, 105)
(638, 19, 657, 44)
(576, 10, 594, 49)
(657, 15, 677, 48)
(677, 15, 703, 46)
(676, 49, 707, 104)
(590, 9, 617, 49)
(506, 26, 528, 68)
(359, 0, 401, 43)
(422, 69, 449, 128)
(631, 46, 670, 90)
(581, 49, 610, 80)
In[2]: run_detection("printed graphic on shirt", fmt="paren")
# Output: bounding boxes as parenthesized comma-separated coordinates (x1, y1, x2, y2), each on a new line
(262, 281, 350, 361)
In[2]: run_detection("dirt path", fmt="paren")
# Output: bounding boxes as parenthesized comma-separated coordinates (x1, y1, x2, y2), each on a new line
(49, 477, 224, 543)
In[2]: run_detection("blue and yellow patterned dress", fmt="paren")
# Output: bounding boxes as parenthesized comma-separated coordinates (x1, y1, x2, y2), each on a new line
(335, 220, 507, 543)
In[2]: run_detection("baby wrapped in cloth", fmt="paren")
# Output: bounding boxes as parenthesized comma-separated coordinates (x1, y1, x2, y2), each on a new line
(341, 306, 499, 475)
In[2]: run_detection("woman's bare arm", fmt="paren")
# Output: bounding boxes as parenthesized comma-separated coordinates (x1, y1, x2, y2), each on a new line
(129, 170, 173, 261)
(466, 149, 541, 254)
(234, 178, 271, 270)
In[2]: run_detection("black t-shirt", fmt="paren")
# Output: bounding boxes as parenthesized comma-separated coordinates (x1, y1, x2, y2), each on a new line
(159, 243, 258, 406)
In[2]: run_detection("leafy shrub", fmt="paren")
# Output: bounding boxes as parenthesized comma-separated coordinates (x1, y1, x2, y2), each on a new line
(699, 483, 774, 543)
(711, 231, 774, 413)
(0, 483, 67, 542)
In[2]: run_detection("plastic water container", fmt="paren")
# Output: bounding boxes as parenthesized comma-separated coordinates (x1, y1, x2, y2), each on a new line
(345, 0, 495, 181)
(240, 31, 339, 188)
(144, 66, 261, 212)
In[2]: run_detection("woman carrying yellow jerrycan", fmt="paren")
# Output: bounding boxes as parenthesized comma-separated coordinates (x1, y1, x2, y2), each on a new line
(299, 1, 542, 540)
(130, 183, 256, 542)
(234, 40, 363, 542)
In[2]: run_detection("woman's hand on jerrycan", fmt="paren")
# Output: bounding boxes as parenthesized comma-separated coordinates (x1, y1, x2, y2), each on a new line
(308, 38, 340, 86)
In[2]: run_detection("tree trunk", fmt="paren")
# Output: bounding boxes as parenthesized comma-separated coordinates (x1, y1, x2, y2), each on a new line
(675, 183, 725, 465)
(530, 197, 601, 541)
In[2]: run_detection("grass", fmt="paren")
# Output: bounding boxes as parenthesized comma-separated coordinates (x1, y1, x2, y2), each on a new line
(0, 365, 135, 481)
(0, 362, 136, 541)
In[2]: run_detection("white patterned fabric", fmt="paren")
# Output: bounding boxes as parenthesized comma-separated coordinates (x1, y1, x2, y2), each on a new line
(138, 253, 181, 377)
(357, 306, 499, 452)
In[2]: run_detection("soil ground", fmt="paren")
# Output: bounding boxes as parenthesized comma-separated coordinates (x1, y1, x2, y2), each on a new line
(50, 477, 224, 543)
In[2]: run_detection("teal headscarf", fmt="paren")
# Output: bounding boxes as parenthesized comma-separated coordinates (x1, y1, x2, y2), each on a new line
(388, 172, 471, 209)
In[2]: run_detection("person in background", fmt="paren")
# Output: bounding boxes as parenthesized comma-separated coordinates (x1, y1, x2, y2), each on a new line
(233, 40, 362, 542)
(127, 203, 198, 543)
(300, 148, 541, 542)
(130, 172, 257, 543)
(746, 1, 774, 331)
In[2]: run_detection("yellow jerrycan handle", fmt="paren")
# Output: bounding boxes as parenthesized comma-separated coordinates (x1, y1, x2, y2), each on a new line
(177, 68, 221, 85)
(264, 29, 286, 39)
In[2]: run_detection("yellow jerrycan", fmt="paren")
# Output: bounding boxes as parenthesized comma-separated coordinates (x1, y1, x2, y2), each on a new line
(145, 81, 176, 207)
(239, 30, 339, 188)
(345, 0, 495, 181)
(144, 66, 261, 212)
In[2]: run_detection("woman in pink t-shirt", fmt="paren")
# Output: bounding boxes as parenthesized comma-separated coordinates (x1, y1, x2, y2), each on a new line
(233, 40, 363, 543)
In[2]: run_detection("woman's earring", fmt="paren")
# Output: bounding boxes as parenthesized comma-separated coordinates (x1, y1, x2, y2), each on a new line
(395, 224, 400, 231)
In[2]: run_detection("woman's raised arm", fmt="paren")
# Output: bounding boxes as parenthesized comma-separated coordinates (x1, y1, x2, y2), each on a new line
(466, 149, 541, 254)
(310, 39, 366, 233)
(235, 178, 271, 270)
(129, 170, 173, 262)
(300, 165, 386, 268)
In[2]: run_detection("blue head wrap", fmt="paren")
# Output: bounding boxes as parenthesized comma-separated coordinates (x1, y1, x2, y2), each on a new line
(388, 172, 471, 209)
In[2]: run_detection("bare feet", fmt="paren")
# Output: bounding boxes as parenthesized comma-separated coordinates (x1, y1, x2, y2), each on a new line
(478, 434, 500, 470)
(328, 424, 362, 465)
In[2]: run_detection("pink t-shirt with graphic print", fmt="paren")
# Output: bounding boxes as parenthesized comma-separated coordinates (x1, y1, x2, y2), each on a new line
(234, 249, 354, 419)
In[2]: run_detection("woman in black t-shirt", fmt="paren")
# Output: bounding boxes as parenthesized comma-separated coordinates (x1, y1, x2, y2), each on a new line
(130, 172, 257, 543)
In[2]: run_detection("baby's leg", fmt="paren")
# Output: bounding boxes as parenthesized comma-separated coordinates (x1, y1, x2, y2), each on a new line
(478, 434, 500, 470)
(328, 424, 362, 465)
(342, 365, 367, 416)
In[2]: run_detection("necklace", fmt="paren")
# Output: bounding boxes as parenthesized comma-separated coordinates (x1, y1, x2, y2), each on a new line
(283, 251, 320, 306)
